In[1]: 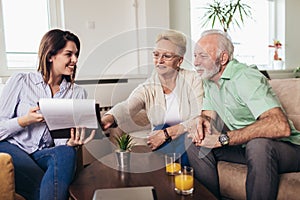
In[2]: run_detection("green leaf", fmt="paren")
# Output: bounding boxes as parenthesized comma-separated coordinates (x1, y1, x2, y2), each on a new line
(114, 133, 134, 151)
(199, 0, 252, 32)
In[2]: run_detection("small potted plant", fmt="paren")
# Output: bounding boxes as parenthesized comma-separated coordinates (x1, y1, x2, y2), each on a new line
(293, 67, 300, 78)
(269, 39, 284, 69)
(114, 133, 134, 168)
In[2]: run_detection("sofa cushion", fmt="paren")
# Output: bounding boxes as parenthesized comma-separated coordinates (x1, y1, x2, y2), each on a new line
(269, 78, 300, 130)
(218, 161, 300, 200)
(218, 161, 246, 200)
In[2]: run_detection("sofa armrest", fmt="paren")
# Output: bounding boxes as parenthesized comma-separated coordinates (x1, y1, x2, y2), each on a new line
(0, 153, 15, 200)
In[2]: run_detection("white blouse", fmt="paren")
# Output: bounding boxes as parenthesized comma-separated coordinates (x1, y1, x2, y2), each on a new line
(164, 89, 181, 126)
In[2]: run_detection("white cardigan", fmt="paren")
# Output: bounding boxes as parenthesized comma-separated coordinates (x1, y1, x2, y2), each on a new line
(107, 68, 204, 132)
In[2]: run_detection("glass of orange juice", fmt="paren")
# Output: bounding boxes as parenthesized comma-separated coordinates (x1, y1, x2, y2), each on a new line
(174, 166, 194, 195)
(164, 153, 181, 175)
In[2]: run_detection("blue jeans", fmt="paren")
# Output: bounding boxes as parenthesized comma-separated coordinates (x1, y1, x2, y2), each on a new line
(0, 141, 77, 200)
(153, 124, 190, 166)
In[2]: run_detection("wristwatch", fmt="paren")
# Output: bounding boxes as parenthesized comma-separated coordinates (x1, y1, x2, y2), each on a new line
(163, 129, 172, 142)
(219, 132, 230, 146)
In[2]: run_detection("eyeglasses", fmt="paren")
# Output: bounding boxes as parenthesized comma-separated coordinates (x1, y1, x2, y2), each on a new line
(152, 51, 180, 61)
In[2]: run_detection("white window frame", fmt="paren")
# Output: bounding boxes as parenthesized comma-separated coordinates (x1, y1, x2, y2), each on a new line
(0, 0, 64, 77)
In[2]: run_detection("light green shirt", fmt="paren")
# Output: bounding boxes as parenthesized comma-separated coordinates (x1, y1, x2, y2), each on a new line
(203, 59, 300, 145)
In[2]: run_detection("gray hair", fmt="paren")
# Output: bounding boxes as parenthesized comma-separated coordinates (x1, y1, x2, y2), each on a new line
(201, 29, 234, 60)
(156, 29, 187, 57)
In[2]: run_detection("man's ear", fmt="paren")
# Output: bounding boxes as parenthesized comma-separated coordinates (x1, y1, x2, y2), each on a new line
(220, 52, 229, 65)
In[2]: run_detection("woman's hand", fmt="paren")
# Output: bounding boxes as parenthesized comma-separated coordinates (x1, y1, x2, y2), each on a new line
(67, 127, 96, 146)
(18, 106, 44, 127)
(101, 114, 116, 131)
(147, 130, 166, 150)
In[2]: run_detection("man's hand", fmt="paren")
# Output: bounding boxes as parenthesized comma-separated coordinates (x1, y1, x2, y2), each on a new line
(187, 115, 210, 143)
(147, 130, 166, 150)
(187, 115, 221, 148)
(195, 131, 221, 148)
(67, 127, 95, 146)
(18, 106, 44, 127)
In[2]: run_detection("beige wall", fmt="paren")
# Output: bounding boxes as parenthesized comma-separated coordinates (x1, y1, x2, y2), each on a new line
(285, 0, 300, 69)
(169, 0, 190, 36)
(63, 0, 170, 80)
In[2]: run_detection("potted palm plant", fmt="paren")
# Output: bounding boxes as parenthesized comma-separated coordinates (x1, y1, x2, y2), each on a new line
(200, 0, 252, 32)
(114, 133, 134, 168)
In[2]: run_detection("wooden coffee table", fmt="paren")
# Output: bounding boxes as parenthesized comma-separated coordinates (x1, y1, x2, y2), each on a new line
(69, 146, 216, 200)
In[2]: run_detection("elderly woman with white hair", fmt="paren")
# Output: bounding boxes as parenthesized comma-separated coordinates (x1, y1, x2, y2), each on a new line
(101, 29, 203, 166)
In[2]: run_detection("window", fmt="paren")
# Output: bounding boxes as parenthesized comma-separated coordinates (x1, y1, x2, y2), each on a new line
(0, 0, 63, 76)
(190, 0, 285, 70)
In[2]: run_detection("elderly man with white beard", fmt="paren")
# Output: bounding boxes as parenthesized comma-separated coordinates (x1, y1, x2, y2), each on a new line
(187, 29, 300, 200)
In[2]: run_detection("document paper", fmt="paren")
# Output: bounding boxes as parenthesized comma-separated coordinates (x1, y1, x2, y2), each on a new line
(39, 98, 98, 131)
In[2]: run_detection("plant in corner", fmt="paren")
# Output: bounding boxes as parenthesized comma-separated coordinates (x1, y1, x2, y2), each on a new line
(200, 0, 252, 32)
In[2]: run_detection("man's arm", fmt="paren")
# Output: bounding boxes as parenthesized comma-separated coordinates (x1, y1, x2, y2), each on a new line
(193, 107, 290, 148)
(227, 107, 290, 145)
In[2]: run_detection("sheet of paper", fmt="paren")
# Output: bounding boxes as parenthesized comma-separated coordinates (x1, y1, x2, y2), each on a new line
(39, 98, 98, 131)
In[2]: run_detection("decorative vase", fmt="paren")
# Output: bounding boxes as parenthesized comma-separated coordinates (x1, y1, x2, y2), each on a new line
(115, 151, 131, 168)
(272, 60, 284, 70)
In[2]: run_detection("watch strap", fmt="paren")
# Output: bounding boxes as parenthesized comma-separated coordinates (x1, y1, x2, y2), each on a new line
(163, 129, 172, 142)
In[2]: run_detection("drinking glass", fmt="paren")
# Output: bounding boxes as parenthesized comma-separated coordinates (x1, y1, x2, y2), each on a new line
(164, 153, 181, 175)
(174, 166, 194, 195)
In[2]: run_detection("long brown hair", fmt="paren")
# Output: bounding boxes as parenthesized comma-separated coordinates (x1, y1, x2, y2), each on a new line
(37, 29, 80, 84)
